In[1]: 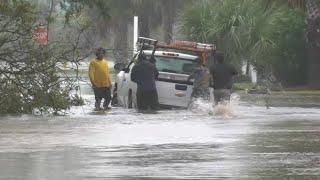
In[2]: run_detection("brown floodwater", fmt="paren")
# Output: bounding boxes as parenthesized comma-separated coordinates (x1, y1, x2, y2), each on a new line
(0, 84, 319, 179)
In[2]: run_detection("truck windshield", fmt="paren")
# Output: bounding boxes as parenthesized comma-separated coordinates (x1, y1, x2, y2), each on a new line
(154, 56, 195, 75)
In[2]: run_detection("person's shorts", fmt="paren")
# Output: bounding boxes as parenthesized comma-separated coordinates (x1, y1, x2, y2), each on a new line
(93, 87, 111, 100)
(213, 89, 231, 104)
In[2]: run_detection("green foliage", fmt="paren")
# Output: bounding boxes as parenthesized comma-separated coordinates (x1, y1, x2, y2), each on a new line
(0, 83, 25, 114)
(264, 8, 307, 86)
(0, 0, 90, 115)
(178, 0, 308, 86)
(70, 94, 85, 106)
(179, 0, 274, 67)
(60, 0, 111, 23)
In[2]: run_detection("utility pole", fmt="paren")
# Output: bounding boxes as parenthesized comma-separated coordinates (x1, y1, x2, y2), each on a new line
(133, 16, 138, 55)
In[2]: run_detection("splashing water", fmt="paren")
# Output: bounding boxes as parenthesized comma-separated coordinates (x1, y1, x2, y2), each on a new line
(213, 93, 240, 118)
(188, 93, 241, 118)
(188, 98, 212, 114)
(213, 103, 234, 118)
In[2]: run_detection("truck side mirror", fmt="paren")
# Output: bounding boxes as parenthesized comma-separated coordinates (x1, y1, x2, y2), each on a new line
(124, 67, 130, 73)
(114, 63, 126, 71)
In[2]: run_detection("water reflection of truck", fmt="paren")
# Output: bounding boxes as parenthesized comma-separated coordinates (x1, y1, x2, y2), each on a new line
(113, 37, 216, 108)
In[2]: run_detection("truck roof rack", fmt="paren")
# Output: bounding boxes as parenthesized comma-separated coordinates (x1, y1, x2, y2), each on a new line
(137, 37, 215, 52)
(137, 37, 158, 46)
(136, 37, 158, 58)
(158, 40, 216, 53)
(136, 37, 216, 64)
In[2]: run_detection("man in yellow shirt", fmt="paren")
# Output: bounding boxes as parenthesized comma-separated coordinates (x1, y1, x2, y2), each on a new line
(88, 48, 112, 110)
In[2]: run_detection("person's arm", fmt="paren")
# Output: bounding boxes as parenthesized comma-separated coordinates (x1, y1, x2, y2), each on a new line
(209, 65, 215, 87)
(228, 65, 238, 90)
(209, 65, 214, 76)
(154, 65, 159, 79)
(131, 64, 138, 83)
(105, 61, 112, 87)
(88, 61, 95, 87)
(209, 75, 214, 87)
(187, 71, 195, 81)
(231, 65, 238, 76)
(187, 65, 198, 81)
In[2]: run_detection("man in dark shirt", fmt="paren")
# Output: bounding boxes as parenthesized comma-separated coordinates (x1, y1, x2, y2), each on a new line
(209, 52, 238, 105)
(131, 53, 159, 111)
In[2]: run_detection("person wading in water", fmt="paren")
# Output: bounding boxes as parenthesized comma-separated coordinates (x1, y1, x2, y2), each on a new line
(88, 48, 112, 110)
(209, 52, 238, 105)
(131, 53, 159, 111)
(188, 57, 211, 101)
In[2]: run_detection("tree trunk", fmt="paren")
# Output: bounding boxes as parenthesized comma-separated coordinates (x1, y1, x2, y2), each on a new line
(307, 19, 320, 89)
(161, 0, 175, 44)
(139, 13, 150, 37)
(46, 0, 55, 42)
(114, 17, 128, 64)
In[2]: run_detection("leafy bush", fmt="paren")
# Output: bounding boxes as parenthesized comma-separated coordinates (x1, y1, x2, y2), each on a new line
(0, 1, 90, 114)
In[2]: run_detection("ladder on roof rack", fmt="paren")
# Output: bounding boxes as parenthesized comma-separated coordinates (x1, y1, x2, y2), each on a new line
(136, 37, 158, 59)
(137, 37, 216, 52)
(136, 37, 216, 64)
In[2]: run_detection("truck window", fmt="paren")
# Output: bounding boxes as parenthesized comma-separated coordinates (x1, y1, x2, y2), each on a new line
(154, 56, 194, 75)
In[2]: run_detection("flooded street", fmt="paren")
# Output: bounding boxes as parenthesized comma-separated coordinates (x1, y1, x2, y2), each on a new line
(0, 85, 320, 179)
(3, 0, 320, 179)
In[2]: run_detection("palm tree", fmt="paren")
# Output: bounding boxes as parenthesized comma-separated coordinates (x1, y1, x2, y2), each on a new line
(263, 0, 320, 88)
(179, 0, 274, 67)
(179, 0, 310, 86)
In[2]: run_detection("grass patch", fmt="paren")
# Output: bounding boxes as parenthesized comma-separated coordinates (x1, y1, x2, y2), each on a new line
(276, 90, 320, 96)
(233, 82, 255, 90)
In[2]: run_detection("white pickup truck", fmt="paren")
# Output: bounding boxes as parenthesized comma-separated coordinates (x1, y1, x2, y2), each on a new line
(113, 37, 215, 108)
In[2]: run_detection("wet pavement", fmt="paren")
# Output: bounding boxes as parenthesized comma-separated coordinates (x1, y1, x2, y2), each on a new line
(0, 86, 320, 179)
